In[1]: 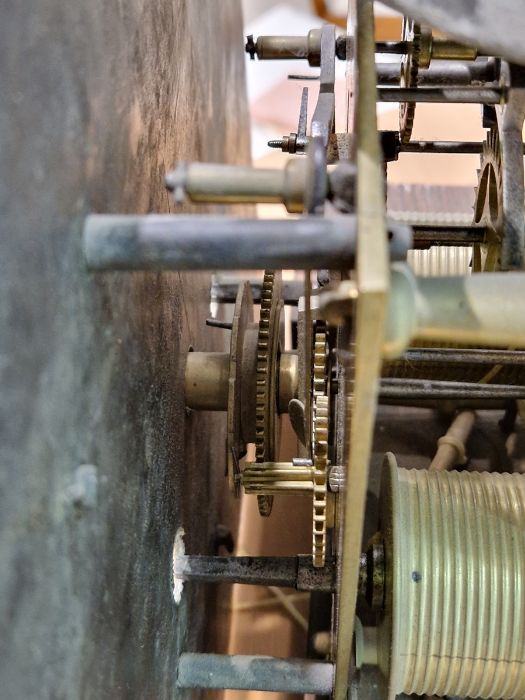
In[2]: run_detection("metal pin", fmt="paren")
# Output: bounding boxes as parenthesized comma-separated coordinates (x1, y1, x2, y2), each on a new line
(174, 554, 336, 592)
(177, 653, 334, 694)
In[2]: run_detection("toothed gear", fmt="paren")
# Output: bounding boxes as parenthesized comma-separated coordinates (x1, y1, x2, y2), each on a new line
(399, 18, 421, 145)
(473, 127, 504, 271)
(312, 394, 329, 567)
(255, 270, 283, 517)
(313, 331, 328, 395)
(312, 328, 329, 568)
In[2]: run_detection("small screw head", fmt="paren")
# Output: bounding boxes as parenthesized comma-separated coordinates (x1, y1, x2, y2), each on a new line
(245, 34, 257, 60)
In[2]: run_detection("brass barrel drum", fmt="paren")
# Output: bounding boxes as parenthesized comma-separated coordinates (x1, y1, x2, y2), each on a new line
(377, 454, 525, 699)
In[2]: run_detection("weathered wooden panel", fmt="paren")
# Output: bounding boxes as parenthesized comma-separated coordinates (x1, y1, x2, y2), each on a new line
(0, 1, 250, 697)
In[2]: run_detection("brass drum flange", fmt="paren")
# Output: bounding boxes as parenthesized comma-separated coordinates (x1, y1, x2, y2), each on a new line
(227, 282, 255, 496)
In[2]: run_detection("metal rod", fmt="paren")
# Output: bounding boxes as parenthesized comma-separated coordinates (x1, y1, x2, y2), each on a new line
(401, 140, 484, 154)
(377, 60, 495, 87)
(380, 378, 525, 400)
(402, 347, 525, 366)
(411, 224, 486, 248)
(212, 279, 304, 306)
(83, 215, 412, 271)
(378, 87, 503, 103)
(375, 40, 409, 54)
(401, 140, 525, 154)
(176, 653, 335, 694)
(380, 398, 510, 410)
(173, 554, 336, 592)
(205, 318, 233, 330)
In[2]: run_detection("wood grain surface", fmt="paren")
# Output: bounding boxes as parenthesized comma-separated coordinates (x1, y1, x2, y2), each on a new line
(0, 1, 250, 697)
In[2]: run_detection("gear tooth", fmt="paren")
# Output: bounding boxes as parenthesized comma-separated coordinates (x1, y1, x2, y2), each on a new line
(253, 270, 283, 516)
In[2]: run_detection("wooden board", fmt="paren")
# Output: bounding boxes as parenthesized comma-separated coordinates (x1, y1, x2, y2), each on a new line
(0, 2, 250, 697)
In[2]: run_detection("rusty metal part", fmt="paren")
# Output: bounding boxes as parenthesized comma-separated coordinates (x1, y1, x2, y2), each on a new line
(402, 347, 525, 366)
(212, 278, 304, 306)
(383, 86, 503, 104)
(399, 19, 422, 145)
(380, 378, 525, 400)
(173, 554, 336, 592)
(494, 63, 525, 270)
(358, 539, 385, 611)
(400, 140, 518, 155)
(255, 271, 283, 517)
(411, 223, 485, 247)
(177, 653, 334, 694)
(385, 347, 525, 386)
(268, 86, 309, 154)
(83, 215, 412, 271)
(378, 454, 525, 699)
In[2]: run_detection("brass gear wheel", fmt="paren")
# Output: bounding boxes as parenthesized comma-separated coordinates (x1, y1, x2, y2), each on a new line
(473, 127, 504, 271)
(312, 329, 329, 567)
(399, 18, 421, 145)
(255, 270, 283, 517)
(312, 394, 329, 567)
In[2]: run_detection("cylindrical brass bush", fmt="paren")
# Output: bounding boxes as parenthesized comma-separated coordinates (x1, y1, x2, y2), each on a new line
(380, 455, 525, 699)
(184, 352, 229, 411)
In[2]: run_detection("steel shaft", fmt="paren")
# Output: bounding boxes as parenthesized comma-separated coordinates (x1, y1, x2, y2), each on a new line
(83, 215, 411, 271)
(177, 653, 334, 694)
(174, 554, 336, 592)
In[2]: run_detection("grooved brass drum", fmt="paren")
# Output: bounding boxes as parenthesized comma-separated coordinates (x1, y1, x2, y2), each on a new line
(379, 454, 525, 700)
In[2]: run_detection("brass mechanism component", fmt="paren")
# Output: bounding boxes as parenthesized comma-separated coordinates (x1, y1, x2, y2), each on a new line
(184, 352, 229, 411)
(398, 18, 478, 144)
(384, 264, 525, 358)
(166, 159, 310, 214)
(255, 271, 283, 517)
(242, 329, 331, 566)
(184, 278, 295, 497)
(185, 349, 297, 416)
(278, 351, 298, 413)
(81, 2, 525, 697)
(375, 454, 525, 700)
(358, 539, 385, 611)
(242, 462, 315, 496)
(473, 127, 504, 271)
(245, 28, 322, 66)
(399, 18, 423, 145)
(312, 394, 329, 568)
(312, 329, 330, 567)
(415, 27, 478, 69)
(318, 268, 525, 359)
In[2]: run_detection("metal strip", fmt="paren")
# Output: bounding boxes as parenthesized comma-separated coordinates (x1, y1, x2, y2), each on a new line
(334, 1, 389, 698)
